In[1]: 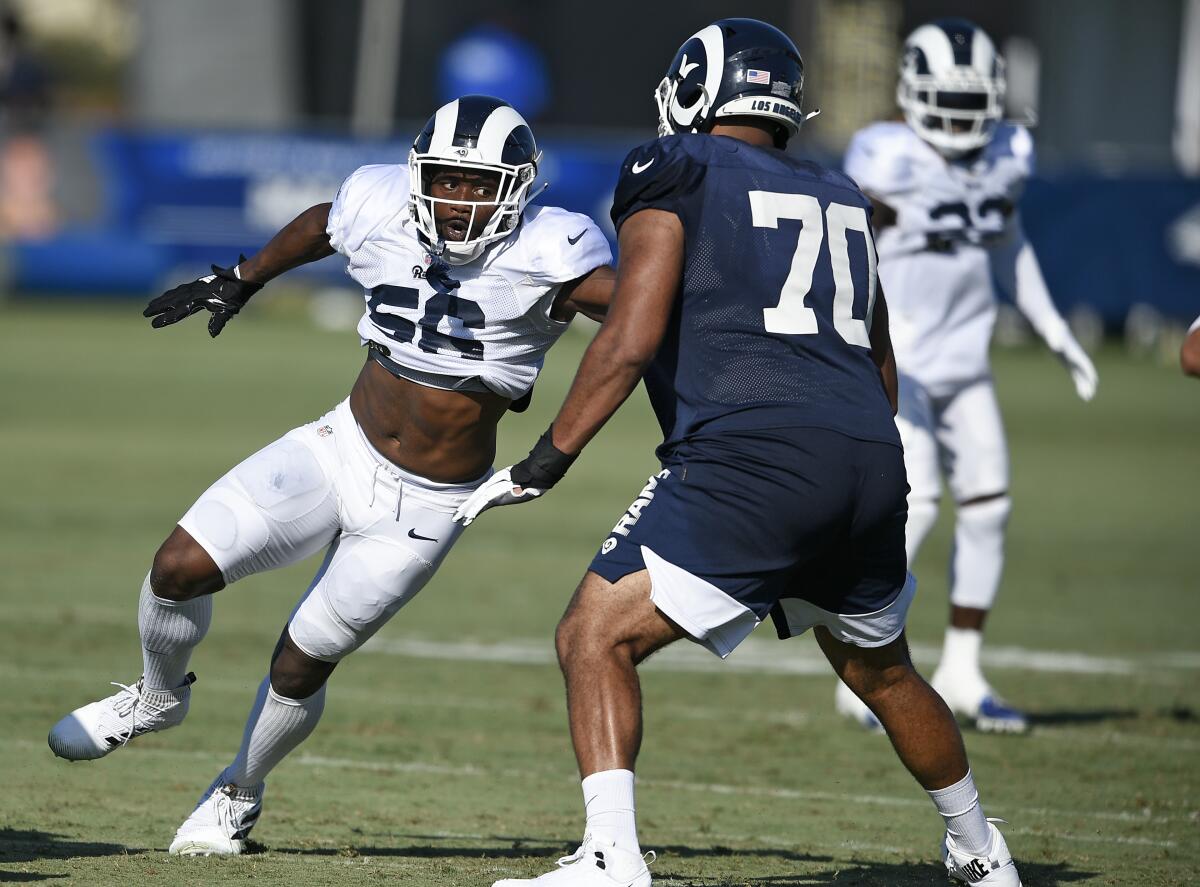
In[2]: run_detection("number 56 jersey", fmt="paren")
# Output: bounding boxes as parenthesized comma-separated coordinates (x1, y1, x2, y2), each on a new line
(843, 122, 1034, 394)
(612, 134, 899, 459)
(327, 163, 612, 400)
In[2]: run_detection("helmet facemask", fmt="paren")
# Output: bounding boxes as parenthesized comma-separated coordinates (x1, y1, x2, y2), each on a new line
(408, 151, 538, 265)
(898, 49, 1006, 158)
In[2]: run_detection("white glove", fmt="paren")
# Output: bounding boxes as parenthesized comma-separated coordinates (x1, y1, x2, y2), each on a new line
(453, 467, 546, 526)
(1056, 336, 1098, 402)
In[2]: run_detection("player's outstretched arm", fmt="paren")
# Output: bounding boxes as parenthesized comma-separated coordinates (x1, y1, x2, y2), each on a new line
(989, 221, 1098, 401)
(869, 286, 899, 414)
(238, 202, 336, 284)
(144, 203, 335, 337)
(550, 211, 680, 452)
(455, 210, 682, 526)
(550, 264, 617, 323)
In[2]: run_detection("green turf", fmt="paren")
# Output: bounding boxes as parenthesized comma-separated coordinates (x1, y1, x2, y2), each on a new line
(1, 301, 1196, 885)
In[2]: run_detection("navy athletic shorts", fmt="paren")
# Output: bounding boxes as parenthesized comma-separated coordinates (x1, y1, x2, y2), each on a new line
(588, 427, 909, 625)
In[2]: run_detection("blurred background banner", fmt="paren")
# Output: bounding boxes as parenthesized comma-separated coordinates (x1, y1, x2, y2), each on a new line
(1, 0, 1197, 327)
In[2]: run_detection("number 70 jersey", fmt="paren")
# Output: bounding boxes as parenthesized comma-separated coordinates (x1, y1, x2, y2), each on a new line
(611, 134, 900, 457)
(327, 164, 611, 400)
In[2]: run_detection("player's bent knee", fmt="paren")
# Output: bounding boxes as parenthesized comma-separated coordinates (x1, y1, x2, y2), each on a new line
(288, 541, 434, 661)
(954, 494, 1011, 541)
(270, 635, 336, 699)
(150, 527, 224, 601)
(555, 571, 668, 669)
(555, 600, 608, 669)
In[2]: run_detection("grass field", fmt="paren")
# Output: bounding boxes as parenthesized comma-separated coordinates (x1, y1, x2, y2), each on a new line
(1, 301, 1197, 885)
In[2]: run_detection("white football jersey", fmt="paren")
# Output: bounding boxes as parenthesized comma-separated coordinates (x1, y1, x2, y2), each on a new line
(844, 122, 1034, 393)
(327, 164, 612, 400)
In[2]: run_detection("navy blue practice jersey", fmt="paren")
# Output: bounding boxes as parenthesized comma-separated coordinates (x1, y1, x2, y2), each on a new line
(611, 134, 900, 457)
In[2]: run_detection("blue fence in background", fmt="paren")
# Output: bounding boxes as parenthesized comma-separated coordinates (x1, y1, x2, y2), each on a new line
(9, 128, 1200, 324)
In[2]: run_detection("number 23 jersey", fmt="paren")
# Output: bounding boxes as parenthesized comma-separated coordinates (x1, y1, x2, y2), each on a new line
(844, 121, 1034, 393)
(612, 134, 899, 458)
(327, 163, 612, 400)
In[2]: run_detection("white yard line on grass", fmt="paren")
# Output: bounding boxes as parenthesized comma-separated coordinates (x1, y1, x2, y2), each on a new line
(362, 635, 1200, 679)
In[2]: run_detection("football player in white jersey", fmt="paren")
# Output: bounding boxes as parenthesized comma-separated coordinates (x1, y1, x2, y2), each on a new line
(834, 19, 1098, 734)
(46, 95, 615, 854)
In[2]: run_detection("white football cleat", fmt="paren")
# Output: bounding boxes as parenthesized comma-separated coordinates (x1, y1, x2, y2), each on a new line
(942, 819, 1022, 885)
(931, 670, 1028, 735)
(834, 679, 883, 732)
(169, 768, 264, 856)
(493, 834, 654, 886)
(47, 673, 195, 760)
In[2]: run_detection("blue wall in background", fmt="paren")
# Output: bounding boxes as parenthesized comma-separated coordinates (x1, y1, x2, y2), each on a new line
(10, 128, 1200, 325)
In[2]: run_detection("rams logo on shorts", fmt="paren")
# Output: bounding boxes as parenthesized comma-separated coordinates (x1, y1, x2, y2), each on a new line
(601, 469, 670, 554)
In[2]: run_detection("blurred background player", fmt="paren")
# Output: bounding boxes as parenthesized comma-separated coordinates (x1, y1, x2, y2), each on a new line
(1180, 315, 1200, 375)
(458, 19, 1022, 886)
(46, 95, 614, 855)
(834, 18, 1098, 734)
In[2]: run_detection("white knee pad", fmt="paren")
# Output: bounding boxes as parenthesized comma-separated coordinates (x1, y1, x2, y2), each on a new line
(949, 496, 1011, 611)
(287, 535, 436, 662)
(180, 435, 339, 585)
(905, 498, 939, 567)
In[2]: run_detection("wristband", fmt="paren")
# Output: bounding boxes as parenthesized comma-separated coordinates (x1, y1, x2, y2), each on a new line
(510, 426, 577, 490)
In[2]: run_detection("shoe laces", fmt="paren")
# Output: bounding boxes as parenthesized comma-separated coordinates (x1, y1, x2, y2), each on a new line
(554, 836, 656, 869)
(555, 845, 587, 868)
(213, 785, 239, 834)
(107, 679, 158, 749)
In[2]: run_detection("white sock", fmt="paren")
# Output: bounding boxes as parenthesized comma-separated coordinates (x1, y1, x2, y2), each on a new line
(928, 770, 992, 856)
(227, 678, 326, 786)
(581, 769, 640, 856)
(939, 626, 985, 683)
(138, 573, 211, 691)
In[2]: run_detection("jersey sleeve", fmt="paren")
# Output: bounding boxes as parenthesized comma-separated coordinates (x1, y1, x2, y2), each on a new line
(524, 207, 613, 287)
(843, 125, 913, 203)
(327, 164, 410, 258)
(511, 206, 613, 330)
(610, 137, 707, 233)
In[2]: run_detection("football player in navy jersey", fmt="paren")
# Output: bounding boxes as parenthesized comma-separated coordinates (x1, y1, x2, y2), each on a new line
(456, 19, 1022, 887)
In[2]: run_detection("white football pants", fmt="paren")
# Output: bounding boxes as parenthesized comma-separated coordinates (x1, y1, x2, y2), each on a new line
(895, 375, 1010, 611)
(179, 398, 486, 661)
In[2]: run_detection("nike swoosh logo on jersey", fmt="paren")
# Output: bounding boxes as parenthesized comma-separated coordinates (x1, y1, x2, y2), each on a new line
(408, 528, 439, 542)
(679, 54, 700, 78)
(567, 230, 586, 245)
(631, 158, 655, 174)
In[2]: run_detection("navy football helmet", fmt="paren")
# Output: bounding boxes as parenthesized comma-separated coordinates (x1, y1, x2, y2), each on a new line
(409, 95, 541, 264)
(655, 18, 817, 147)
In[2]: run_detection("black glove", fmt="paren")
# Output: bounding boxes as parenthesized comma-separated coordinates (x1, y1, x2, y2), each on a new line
(144, 255, 264, 337)
(510, 427, 578, 490)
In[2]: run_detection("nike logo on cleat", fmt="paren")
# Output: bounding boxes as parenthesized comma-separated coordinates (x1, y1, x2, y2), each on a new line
(407, 528, 439, 542)
(957, 858, 989, 882)
(567, 230, 586, 245)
